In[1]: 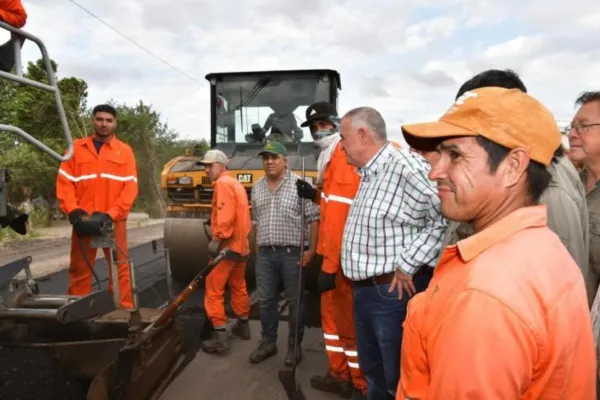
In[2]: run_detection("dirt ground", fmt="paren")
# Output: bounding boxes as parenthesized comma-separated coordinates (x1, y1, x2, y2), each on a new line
(0, 213, 164, 279)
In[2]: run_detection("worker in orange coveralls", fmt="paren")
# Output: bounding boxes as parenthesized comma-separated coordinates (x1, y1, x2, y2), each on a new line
(296, 102, 368, 399)
(56, 104, 138, 309)
(0, 0, 27, 72)
(200, 149, 252, 354)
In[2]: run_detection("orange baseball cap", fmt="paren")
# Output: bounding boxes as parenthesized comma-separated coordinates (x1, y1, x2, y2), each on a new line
(401, 87, 562, 166)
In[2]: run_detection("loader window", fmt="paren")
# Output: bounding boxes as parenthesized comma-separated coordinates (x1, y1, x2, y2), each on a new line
(214, 72, 333, 144)
(170, 159, 205, 172)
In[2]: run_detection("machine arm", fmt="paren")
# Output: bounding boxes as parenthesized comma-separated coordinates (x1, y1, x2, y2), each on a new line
(0, 20, 74, 163)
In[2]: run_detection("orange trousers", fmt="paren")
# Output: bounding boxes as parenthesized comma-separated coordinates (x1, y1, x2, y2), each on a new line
(205, 258, 250, 328)
(68, 219, 133, 309)
(321, 269, 367, 392)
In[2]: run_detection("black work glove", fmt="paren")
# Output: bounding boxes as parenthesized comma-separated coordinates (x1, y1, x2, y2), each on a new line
(296, 179, 317, 201)
(92, 211, 113, 231)
(68, 208, 88, 225)
(208, 239, 221, 258)
(317, 271, 336, 293)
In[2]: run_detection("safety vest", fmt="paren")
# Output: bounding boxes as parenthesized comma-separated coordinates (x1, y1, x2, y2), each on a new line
(56, 135, 138, 222)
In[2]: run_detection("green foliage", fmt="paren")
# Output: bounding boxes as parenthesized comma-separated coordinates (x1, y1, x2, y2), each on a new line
(0, 57, 209, 223)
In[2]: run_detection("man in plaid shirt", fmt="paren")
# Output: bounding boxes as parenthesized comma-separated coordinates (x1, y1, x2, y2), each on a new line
(248, 141, 320, 367)
(339, 107, 447, 399)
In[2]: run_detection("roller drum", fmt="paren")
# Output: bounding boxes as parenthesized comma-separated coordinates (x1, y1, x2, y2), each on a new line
(163, 214, 256, 290)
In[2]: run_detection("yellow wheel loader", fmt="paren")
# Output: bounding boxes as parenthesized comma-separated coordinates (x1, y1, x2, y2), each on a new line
(160, 69, 342, 297)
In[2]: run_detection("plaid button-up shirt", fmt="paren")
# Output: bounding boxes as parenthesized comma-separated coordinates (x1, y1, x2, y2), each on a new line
(251, 170, 320, 248)
(341, 142, 447, 281)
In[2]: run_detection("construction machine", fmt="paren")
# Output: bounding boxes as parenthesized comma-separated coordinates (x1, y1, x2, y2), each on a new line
(160, 69, 342, 293)
(0, 19, 214, 400)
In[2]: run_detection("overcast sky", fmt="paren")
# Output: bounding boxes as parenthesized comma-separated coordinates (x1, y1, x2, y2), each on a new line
(7, 0, 600, 145)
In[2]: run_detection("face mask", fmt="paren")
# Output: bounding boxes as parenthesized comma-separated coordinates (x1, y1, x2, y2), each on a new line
(314, 129, 334, 140)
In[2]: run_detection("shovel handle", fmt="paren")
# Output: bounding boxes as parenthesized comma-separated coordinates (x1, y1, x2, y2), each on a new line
(151, 249, 229, 329)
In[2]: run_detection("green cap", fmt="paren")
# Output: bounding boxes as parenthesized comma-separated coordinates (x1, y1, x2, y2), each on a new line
(258, 141, 288, 157)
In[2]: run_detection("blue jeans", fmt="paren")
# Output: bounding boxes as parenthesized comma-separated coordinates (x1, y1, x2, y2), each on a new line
(256, 246, 305, 345)
(353, 268, 433, 400)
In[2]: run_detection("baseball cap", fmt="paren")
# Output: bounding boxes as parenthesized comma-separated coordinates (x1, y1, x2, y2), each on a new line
(401, 87, 562, 167)
(258, 141, 288, 157)
(300, 101, 338, 128)
(200, 149, 228, 165)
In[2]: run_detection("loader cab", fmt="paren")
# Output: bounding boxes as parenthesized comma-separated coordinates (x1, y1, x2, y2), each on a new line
(205, 69, 342, 154)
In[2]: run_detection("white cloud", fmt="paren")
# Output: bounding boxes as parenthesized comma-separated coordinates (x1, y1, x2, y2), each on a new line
(1, 0, 599, 149)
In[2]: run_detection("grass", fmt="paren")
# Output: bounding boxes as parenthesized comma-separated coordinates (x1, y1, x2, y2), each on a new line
(0, 225, 42, 243)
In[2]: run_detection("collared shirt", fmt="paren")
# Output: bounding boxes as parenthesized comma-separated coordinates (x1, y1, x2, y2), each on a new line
(251, 170, 320, 248)
(341, 142, 447, 281)
(397, 206, 596, 400)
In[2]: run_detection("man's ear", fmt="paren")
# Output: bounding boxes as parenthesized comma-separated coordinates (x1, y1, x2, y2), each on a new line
(501, 148, 530, 188)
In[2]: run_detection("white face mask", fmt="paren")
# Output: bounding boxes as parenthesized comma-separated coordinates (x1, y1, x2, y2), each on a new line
(314, 129, 335, 140)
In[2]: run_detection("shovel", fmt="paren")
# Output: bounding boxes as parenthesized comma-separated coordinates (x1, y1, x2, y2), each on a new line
(277, 156, 307, 400)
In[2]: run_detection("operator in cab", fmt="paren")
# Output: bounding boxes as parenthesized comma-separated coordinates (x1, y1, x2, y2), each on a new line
(296, 102, 368, 399)
(56, 104, 139, 309)
(200, 149, 253, 354)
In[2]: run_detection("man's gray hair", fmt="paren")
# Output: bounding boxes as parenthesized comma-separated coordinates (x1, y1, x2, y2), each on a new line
(343, 107, 387, 141)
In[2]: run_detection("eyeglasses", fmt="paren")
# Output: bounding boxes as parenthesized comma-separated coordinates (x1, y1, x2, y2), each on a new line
(565, 122, 600, 134)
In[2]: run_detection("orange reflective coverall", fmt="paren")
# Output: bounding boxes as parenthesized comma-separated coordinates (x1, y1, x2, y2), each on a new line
(56, 136, 138, 309)
(316, 142, 367, 392)
(0, 0, 27, 28)
(205, 171, 252, 328)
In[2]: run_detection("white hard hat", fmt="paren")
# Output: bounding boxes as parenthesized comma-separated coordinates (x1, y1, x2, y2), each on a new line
(200, 149, 228, 165)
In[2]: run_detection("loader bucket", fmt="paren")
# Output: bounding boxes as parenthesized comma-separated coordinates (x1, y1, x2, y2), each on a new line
(0, 307, 203, 400)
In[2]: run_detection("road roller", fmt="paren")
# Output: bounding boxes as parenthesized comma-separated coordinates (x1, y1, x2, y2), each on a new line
(160, 69, 343, 297)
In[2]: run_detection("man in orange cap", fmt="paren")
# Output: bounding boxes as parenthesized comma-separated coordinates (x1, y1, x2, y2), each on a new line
(56, 104, 138, 309)
(200, 149, 252, 354)
(397, 87, 596, 399)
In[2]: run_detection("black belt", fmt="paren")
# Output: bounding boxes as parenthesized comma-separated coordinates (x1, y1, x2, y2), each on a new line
(353, 266, 433, 287)
(259, 245, 307, 252)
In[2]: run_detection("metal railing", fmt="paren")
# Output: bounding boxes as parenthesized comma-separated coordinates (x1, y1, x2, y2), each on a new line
(0, 20, 73, 162)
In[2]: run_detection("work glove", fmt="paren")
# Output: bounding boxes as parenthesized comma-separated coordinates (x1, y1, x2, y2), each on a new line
(68, 208, 88, 225)
(208, 239, 221, 259)
(317, 271, 336, 293)
(296, 179, 317, 201)
(92, 211, 113, 231)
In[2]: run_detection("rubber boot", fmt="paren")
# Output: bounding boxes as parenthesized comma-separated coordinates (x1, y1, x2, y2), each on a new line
(231, 320, 251, 340)
(310, 371, 354, 398)
(202, 330, 229, 354)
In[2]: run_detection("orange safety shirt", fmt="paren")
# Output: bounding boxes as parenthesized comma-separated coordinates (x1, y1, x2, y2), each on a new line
(211, 171, 251, 256)
(397, 205, 596, 400)
(0, 0, 27, 28)
(56, 136, 139, 222)
(316, 142, 360, 274)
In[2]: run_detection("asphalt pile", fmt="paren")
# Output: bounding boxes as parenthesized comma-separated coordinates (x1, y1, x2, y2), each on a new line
(0, 346, 88, 400)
